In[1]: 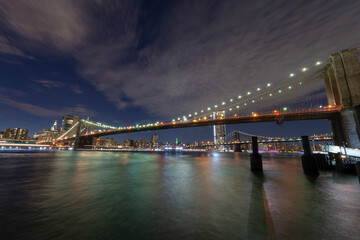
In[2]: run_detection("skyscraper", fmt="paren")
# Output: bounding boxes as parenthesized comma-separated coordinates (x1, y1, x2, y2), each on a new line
(61, 115, 79, 131)
(213, 111, 226, 145)
(4, 128, 29, 140)
(50, 120, 58, 131)
(151, 134, 159, 147)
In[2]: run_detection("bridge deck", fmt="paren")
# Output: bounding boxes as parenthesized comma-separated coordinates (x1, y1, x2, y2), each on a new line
(58, 109, 340, 141)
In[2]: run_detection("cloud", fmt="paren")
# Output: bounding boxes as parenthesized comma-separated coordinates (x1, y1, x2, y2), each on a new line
(33, 80, 83, 94)
(0, 0, 88, 51)
(0, 89, 94, 117)
(0, 36, 26, 57)
(1, 0, 360, 120)
(75, 0, 360, 118)
(34, 80, 64, 88)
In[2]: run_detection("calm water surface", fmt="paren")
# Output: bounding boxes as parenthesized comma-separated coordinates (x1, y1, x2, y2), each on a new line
(0, 151, 359, 240)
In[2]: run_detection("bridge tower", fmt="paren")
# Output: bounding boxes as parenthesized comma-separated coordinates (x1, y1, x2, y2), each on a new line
(323, 48, 360, 148)
(74, 119, 94, 150)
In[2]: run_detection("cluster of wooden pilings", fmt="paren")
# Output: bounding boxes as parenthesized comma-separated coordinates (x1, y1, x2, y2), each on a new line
(248, 136, 360, 183)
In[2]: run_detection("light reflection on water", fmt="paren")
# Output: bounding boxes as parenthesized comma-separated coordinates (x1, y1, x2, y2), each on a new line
(0, 151, 359, 240)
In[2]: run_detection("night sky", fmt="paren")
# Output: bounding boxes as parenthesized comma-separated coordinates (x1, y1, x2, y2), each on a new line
(1, 0, 360, 143)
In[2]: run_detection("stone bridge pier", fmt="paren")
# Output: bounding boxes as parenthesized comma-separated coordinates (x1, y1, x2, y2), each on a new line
(323, 48, 360, 148)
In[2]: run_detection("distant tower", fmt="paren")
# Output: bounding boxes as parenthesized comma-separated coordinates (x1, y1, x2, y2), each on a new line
(61, 115, 79, 131)
(151, 134, 159, 147)
(51, 120, 58, 131)
(213, 110, 226, 145)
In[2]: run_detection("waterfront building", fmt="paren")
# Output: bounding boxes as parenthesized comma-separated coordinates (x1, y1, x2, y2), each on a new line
(122, 139, 134, 147)
(4, 128, 29, 140)
(38, 129, 60, 141)
(135, 139, 148, 148)
(94, 138, 117, 147)
(0, 131, 4, 139)
(213, 110, 226, 145)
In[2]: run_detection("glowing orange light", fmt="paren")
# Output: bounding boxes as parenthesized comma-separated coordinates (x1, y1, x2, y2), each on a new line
(274, 110, 278, 113)
(252, 113, 258, 117)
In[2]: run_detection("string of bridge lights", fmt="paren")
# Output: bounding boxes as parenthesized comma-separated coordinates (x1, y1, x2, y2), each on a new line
(172, 60, 325, 122)
(57, 60, 326, 140)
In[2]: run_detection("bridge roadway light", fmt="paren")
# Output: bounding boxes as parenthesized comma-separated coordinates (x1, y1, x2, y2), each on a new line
(316, 61, 322, 66)
(230, 99, 233, 102)
(222, 102, 226, 105)
(247, 92, 251, 95)
(214, 105, 218, 108)
(207, 107, 211, 110)
(257, 88, 261, 91)
(288, 86, 292, 89)
(302, 67, 307, 72)
(269, 93, 272, 96)
(278, 90, 282, 93)
(267, 83, 271, 87)
(289, 73, 295, 77)
(238, 95, 242, 99)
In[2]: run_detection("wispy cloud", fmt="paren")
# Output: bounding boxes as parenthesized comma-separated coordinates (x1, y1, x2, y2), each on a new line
(0, 0, 88, 52)
(0, 88, 94, 117)
(33, 80, 83, 95)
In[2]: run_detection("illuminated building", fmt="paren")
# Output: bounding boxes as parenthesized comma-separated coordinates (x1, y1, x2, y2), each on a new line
(122, 139, 134, 147)
(4, 128, 29, 140)
(135, 139, 148, 148)
(61, 115, 79, 131)
(213, 110, 226, 145)
(50, 120, 58, 131)
(94, 138, 117, 147)
(151, 134, 159, 147)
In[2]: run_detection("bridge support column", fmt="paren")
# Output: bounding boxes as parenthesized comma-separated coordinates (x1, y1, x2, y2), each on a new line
(355, 162, 360, 183)
(324, 48, 360, 148)
(301, 136, 319, 175)
(250, 137, 263, 172)
(234, 143, 242, 152)
(73, 120, 82, 150)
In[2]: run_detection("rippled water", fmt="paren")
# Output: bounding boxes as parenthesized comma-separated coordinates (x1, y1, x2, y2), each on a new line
(0, 151, 359, 240)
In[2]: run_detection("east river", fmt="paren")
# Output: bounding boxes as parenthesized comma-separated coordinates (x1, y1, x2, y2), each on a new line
(0, 151, 359, 240)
